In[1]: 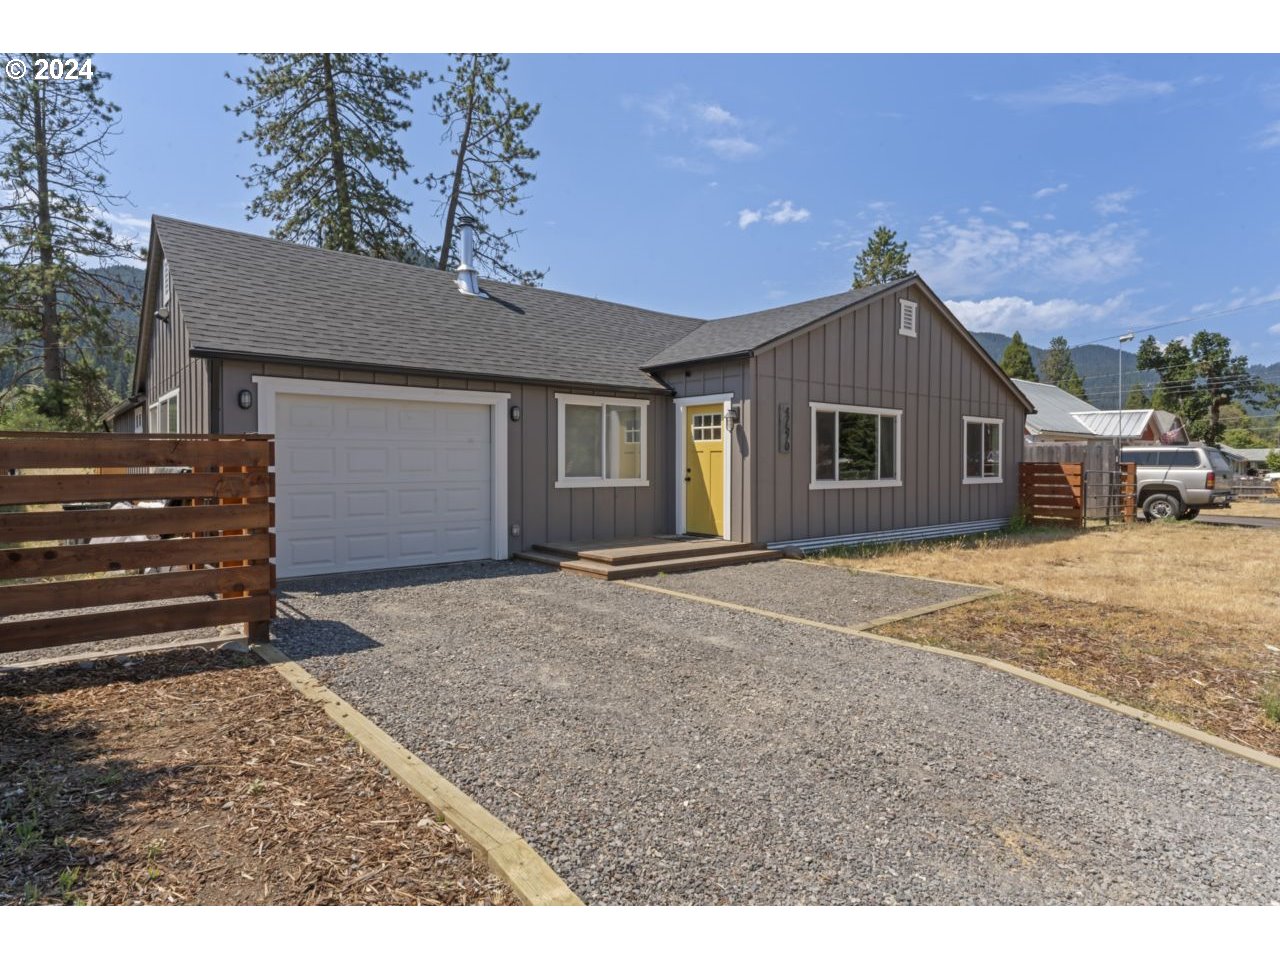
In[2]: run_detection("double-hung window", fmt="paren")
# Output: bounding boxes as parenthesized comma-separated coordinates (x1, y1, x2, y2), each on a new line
(556, 394, 649, 488)
(810, 403, 901, 489)
(149, 389, 179, 434)
(963, 416, 1003, 482)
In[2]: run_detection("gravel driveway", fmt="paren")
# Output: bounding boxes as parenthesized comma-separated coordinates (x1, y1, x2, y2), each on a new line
(274, 560, 1280, 905)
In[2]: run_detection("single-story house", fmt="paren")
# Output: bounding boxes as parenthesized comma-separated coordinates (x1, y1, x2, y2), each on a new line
(1218, 444, 1276, 476)
(1015, 379, 1187, 445)
(109, 216, 1033, 578)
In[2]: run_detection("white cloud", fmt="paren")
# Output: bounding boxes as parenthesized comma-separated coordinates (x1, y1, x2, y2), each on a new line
(1255, 120, 1280, 150)
(987, 73, 1175, 108)
(1009, 220, 1031, 230)
(1269, 322, 1280, 335)
(947, 293, 1133, 334)
(660, 155, 713, 175)
(696, 103, 738, 126)
(1093, 188, 1136, 216)
(1191, 285, 1280, 316)
(1032, 183, 1069, 199)
(738, 199, 811, 230)
(914, 215, 1142, 298)
(704, 136, 760, 160)
(979, 204, 1000, 214)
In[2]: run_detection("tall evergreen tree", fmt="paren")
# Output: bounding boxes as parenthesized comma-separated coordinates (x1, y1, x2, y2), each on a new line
(229, 54, 424, 259)
(1038, 335, 1087, 401)
(851, 225, 911, 289)
(1123, 382, 1149, 408)
(422, 53, 544, 285)
(1000, 331, 1038, 381)
(1137, 332, 1280, 444)
(0, 52, 135, 428)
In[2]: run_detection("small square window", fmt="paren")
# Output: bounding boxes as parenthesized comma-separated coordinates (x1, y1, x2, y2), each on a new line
(692, 413, 722, 442)
(963, 417, 1002, 482)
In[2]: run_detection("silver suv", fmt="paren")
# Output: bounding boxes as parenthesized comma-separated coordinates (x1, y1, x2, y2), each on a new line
(1120, 444, 1235, 521)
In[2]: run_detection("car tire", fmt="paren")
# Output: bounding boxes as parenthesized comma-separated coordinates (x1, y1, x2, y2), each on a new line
(1143, 493, 1182, 521)
(1179, 507, 1200, 520)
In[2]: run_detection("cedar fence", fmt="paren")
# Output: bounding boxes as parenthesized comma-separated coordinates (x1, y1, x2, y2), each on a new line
(1, 431, 275, 656)
(1018, 460, 1136, 527)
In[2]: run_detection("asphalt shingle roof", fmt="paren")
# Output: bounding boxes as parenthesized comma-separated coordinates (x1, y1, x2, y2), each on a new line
(641, 279, 907, 369)
(155, 217, 705, 393)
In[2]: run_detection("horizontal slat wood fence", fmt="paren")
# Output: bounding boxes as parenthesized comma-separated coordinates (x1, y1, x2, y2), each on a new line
(1019, 462, 1085, 526)
(1, 431, 275, 655)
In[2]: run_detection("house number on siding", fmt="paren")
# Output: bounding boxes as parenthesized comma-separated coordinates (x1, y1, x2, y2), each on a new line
(778, 402, 791, 453)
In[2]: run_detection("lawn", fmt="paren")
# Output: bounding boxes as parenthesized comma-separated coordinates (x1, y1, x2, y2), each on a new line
(1230, 500, 1280, 520)
(819, 522, 1280, 756)
(0, 647, 516, 905)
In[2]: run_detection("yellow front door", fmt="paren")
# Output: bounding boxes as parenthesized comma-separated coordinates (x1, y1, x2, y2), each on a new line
(684, 404, 725, 537)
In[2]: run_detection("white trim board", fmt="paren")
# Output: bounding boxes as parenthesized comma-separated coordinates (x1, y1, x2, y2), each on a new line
(674, 392, 734, 540)
(252, 375, 511, 562)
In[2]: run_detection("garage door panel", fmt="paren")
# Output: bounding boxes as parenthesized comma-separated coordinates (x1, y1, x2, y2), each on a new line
(275, 392, 494, 578)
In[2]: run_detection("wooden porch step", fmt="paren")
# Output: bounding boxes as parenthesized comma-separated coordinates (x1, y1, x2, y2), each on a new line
(540, 537, 757, 568)
(515, 547, 782, 580)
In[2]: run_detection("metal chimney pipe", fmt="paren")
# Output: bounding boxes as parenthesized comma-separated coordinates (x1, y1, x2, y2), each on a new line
(455, 215, 485, 297)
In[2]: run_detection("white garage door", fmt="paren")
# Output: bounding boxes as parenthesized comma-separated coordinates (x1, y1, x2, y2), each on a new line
(274, 392, 493, 577)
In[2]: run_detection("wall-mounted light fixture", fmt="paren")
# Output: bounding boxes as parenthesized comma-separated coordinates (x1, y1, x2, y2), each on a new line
(510, 522, 521, 538)
(725, 404, 741, 429)
(154, 308, 171, 325)
(237, 389, 254, 410)
(510, 405, 522, 422)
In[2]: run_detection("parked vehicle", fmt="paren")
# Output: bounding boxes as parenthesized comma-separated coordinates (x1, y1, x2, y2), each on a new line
(1120, 444, 1235, 521)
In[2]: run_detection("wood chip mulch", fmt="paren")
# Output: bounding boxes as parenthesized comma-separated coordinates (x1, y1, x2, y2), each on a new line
(879, 591, 1280, 758)
(0, 647, 517, 906)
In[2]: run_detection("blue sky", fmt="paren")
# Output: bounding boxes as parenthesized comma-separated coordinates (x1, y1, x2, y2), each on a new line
(97, 53, 1280, 363)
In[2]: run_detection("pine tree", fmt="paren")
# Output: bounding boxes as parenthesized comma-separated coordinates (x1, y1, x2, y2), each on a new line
(0, 52, 136, 428)
(1038, 335, 1087, 401)
(851, 225, 911, 289)
(423, 53, 544, 285)
(1000, 332, 1038, 381)
(1123, 382, 1149, 408)
(229, 54, 424, 259)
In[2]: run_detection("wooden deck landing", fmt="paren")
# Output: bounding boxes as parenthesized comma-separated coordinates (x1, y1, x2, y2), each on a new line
(515, 537, 782, 580)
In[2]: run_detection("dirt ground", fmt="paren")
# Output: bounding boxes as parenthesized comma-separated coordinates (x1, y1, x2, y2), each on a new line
(1231, 500, 1280, 519)
(0, 647, 516, 906)
(821, 522, 1280, 757)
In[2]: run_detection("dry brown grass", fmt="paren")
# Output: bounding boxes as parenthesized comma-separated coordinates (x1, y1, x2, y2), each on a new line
(822, 522, 1280, 633)
(1231, 500, 1280, 519)
(879, 592, 1280, 757)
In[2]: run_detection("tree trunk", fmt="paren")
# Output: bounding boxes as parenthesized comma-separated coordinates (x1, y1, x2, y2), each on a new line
(32, 83, 62, 385)
(437, 56, 479, 271)
(320, 54, 356, 254)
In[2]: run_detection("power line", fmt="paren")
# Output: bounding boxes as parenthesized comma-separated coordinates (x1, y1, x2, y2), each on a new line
(1070, 295, 1280, 349)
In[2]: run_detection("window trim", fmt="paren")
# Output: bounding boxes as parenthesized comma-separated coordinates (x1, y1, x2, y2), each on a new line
(149, 388, 180, 435)
(898, 299, 918, 338)
(808, 402, 903, 490)
(554, 393, 650, 489)
(962, 415, 1004, 484)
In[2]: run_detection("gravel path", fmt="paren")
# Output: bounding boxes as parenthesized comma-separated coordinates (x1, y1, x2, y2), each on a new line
(274, 560, 1280, 905)
(651, 560, 985, 625)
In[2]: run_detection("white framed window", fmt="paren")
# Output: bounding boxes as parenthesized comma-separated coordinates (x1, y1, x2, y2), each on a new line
(555, 394, 649, 488)
(810, 402, 902, 489)
(132, 407, 144, 433)
(898, 299, 918, 338)
(149, 389, 179, 434)
(963, 416, 1003, 483)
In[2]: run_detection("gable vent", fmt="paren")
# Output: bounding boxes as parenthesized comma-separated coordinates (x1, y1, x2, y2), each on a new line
(898, 299, 918, 338)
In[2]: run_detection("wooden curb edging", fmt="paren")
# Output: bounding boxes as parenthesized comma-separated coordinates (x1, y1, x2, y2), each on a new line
(253, 643, 583, 906)
(618, 579, 1280, 773)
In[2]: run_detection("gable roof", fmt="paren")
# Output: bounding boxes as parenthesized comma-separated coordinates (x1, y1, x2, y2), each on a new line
(152, 216, 704, 393)
(641, 279, 903, 369)
(1015, 379, 1099, 436)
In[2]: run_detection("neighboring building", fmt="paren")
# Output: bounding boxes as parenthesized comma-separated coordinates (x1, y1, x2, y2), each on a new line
(1219, 444, 1274, 476)
(109, 216, 1033, 578)
(1015, 378, 1187, 445)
